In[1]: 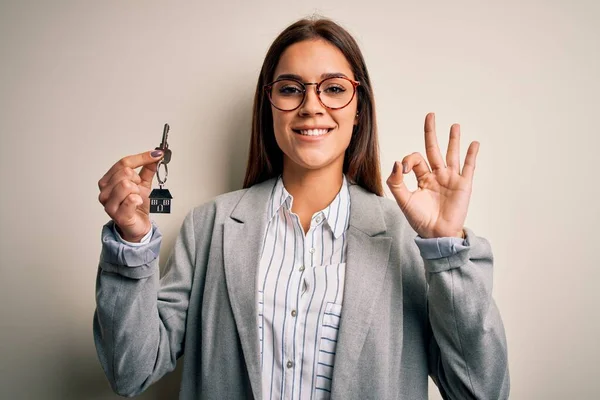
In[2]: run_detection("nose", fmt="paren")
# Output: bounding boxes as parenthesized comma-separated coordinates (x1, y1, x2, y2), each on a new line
(299, 83, 325, 115)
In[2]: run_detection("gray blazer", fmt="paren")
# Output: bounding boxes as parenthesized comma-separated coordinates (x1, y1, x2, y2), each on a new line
(94, 178, 509, 399)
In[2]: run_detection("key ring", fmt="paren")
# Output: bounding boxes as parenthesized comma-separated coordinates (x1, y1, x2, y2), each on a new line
(156, 160, 168, 188)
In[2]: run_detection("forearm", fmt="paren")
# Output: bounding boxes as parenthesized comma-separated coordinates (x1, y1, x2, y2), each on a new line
(94, 218, 193, 396)
(93, 264, 168, 396)
(424, 228, 509, 399)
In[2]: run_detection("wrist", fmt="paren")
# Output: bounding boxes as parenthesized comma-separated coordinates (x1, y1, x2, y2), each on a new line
(423, 228, 465, 239)
(115, 223, 150, 243)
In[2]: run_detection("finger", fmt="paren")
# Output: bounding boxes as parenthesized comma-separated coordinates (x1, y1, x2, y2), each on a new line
(446, 123, 461, 172)
(386, 161, 412, 209)
(138, 184, 151, 200)
(98, 167, 142, 205)
(424, 112, 445, 170)
(139, 162, 159, 187)
(112, 193, 144, 229)
(98, 150, 163, 190)
(462, 141, 480, 181)
(401, 152, 431, 180)
(103, 179, 141, 218)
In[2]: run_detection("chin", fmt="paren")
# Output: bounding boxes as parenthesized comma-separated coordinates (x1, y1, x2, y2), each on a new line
(285, 153, 344, 173)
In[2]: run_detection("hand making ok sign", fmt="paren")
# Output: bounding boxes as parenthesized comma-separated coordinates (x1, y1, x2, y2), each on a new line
(386, 113, 480, 239)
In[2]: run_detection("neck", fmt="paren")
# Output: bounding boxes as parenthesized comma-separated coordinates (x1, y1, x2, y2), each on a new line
(282, 162, 344, 216)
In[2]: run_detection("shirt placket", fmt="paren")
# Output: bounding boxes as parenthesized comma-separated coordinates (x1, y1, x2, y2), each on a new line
(282, 211, 311, 399)
(291, 212, 326, 399)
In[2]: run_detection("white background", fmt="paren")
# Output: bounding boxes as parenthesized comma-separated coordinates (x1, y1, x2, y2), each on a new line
(0, 1, 598, 398)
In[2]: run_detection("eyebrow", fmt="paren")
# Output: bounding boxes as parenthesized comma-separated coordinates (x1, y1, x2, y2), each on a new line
(274, 72, 350, 81)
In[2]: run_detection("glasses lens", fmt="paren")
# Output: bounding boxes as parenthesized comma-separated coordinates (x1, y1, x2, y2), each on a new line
(270, 80, 304, 110)
(318, 77, 355, 109)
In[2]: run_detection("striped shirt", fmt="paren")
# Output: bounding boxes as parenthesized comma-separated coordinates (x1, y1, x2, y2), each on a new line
(258, 175, 350, 400)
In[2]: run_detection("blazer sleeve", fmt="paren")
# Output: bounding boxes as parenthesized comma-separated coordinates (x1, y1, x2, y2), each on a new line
(424, 227, 510, 400)
(93, 207, 208, 397)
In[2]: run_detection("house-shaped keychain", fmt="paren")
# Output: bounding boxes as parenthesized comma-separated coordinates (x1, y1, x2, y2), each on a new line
(149, 188, 172, 214)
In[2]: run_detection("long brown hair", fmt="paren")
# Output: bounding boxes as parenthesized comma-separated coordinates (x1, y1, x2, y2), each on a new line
(243, 17, 383, 196)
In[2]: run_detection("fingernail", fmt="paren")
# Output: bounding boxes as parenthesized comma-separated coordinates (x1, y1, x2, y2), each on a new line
(402, 162, 408, 174)
(392, 162, 398, 174)
(151, 150, 163, 158)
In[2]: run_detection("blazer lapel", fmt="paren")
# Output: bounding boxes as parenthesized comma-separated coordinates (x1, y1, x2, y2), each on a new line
(223, 178, 276, 400)
(331, 185, 395, 394)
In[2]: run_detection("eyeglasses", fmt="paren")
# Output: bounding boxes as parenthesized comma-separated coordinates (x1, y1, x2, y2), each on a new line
(264, 76, 360, 111)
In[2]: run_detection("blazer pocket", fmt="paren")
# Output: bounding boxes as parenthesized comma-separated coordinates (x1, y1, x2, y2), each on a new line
(315, 302, 342, 399)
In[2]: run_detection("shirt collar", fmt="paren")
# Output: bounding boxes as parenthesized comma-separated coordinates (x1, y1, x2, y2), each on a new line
(267, 175, 351, 239)
(267, 176, 292, 221)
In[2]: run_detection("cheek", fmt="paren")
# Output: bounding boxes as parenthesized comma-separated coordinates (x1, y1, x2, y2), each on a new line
(338, 101, 358, 125)
(271, 112, 284, 136)
(271, 112, 291, 150)
(272, 110, 290, 130)
(335, 109, 358, 132)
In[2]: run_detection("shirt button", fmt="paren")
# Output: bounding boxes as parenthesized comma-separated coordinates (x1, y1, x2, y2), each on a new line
(291, 310, 297, 317)
(309, 248, 315, 254)
(299, 265, 305, 272)
(315, 215, 322, 223)
(287, 360, 294, 368)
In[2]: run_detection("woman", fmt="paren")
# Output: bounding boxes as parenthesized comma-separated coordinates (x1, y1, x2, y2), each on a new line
(95, 17, 509, 399)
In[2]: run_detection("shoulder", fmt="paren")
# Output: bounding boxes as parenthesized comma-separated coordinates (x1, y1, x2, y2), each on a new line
(188, 187, 249, 223)
(188, 178, 277, 225)
(348, 184, 413, 235)
(375, 195, 403, 217)
(377, 196, 411, 231)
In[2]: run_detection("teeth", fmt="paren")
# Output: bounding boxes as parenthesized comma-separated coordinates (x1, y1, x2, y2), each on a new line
(298, 129, 330, 136)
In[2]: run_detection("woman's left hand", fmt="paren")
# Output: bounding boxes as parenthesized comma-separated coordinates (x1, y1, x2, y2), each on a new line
(386, 113, 479, 239)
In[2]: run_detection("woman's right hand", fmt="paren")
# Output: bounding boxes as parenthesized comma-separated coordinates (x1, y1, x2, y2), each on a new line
(98, 150, 165, 242)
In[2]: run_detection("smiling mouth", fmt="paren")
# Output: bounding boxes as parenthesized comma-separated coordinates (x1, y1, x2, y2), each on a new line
(292, 128, 333, 136)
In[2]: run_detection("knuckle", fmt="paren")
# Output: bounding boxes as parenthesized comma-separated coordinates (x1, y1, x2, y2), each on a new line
(129, 169, 141, 183)
(117, 158, 129, 169)
(125, 193, 139, 204)
(120, 196, 132, 209)
(403, 153, 418, 164)
(124, 167, 136, 179)
(118, 179, 132, 191)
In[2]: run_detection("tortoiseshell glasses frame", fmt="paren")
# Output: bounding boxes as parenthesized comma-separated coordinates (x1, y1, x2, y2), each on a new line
(264, 76, 361, 111)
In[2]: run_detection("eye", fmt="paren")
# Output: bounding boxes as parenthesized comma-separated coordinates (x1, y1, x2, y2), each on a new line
(274, 81, 304, 96)
(279, 86, 302, 95)
(323, 85, 346, 95)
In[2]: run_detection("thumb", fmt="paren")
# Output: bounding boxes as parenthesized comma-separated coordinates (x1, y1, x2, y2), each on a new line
(386, 161, 411, 209)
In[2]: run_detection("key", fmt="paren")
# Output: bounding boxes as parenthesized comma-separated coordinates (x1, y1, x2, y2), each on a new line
(155, 123, 172, 164)
(150, 122, 173, 214)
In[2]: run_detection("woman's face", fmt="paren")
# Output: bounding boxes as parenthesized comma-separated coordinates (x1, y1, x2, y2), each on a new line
(271, 39, 358, 175)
